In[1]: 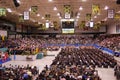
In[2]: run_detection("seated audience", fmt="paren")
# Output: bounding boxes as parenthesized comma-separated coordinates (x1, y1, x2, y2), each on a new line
(36, 47, 117, 80)
(0, 64, 39, 80)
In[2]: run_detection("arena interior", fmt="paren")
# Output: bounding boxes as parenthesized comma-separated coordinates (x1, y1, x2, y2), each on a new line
(0, 0, 120, 80)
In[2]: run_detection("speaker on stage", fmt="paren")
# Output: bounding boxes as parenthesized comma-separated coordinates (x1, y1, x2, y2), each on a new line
(13, 0, 20, 7)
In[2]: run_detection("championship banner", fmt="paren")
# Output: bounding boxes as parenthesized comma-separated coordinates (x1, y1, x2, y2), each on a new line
(64, 5, 71, 13)
(86, 13, 91, 21)
(41, 24, 46, 30)
(92, 4, 100, 15)
(93, 23, 100, 30)
(64, 5, 71, 19)
(19, 15, 24, 22)
(53, 21, 57, 27)
(79, 21, 85, 29)
(24, 11, 29, 20)
(108, 9, 114, 18)
(0, 8, 6, 16)
(114, 13, 120, 19)
(31, 6, 38, 14)
(53, 21, 59, 30)
(45, 14, 50, 20)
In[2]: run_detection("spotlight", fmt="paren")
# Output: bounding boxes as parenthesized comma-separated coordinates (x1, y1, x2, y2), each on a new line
(13, 0, 20, 7)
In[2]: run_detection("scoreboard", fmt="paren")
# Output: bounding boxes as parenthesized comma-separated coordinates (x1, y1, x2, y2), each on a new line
(62, 21, 74, 33)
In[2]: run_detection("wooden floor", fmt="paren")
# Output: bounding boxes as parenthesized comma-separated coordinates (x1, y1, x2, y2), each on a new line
(3, 49, 119, 80)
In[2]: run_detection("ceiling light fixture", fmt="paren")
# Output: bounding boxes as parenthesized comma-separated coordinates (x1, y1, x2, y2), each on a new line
(82, 0, 87, 2)
(79, 6, 83, 10)
(48, 0, 53, 2)
(17, 0, 21, 4)
(53, 6, 57, 11)
(7, 8, 12, 12)
(77, 13, 80, 16)
(59, 16, 62, 19)
(37, 14, 40, 16)
(94, 16, 97, 18)
(57, 13, 60, 16)
(77, 16, 80, 18)
(104, 6, 109, 10)
(29, 8, 31, 11)
(42, 17, 45, 19)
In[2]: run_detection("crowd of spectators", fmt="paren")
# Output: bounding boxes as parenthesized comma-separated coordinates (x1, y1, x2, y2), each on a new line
(98, 36, 120, 52)
(0, 34, 120, 55)
(36, 47, 117, 80)
(0, 64, 39, 80)
(0, 35, 120, 80)
(0, 36, 95, 55)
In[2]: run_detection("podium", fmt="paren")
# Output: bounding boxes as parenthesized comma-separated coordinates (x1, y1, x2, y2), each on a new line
(36, 53, 43, 59)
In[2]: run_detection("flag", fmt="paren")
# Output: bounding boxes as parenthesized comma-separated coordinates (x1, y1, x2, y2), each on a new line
(108, 9, 114, 18)
(45, 14, 50, 20)
(93, 23, 100, 30)
(92, 4, 100, 15)
(31, 6, 38, 14)
(79, 21, 85, 29)
(114, 13, 120, 19)
(24, 11, 29, 20)
(64, 5, 71, 13)
(64, 5, 71, 18)
(42, 24, 47, 30)
(86, 13, 91, 21)
(19, 15, 24, 22)
(53, 21, 59, 30)
(0, 8, 6, 16)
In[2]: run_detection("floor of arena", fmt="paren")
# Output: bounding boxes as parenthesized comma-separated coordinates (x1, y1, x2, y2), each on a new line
(2, 48, 119, 80)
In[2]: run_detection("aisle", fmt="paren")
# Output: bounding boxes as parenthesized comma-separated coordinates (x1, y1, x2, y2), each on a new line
(96, 68, 116, 80)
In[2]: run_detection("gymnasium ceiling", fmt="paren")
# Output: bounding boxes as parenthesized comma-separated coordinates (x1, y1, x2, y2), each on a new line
(0, 0, 120, 27)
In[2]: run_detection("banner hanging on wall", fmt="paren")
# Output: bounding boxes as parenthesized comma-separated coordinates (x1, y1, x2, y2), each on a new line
(19, 15, 24, 22)
(92, 4, 100, 15)
(79, 21, 85, 29)
(31, 6, 38, 14)
(86, 13, 91, 21)
(64, 5, 71, 19)
(45, 14, 50, 20)
(24, 11, 29, 20)
(53, 21, 59, 30)
(114, 13, 120, 19)
(0, 8, 6, 16)
(107, 9, 114, 18)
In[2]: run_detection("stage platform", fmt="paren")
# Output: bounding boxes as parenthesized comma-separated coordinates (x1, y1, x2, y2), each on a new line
(11, 54, 38, 61)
